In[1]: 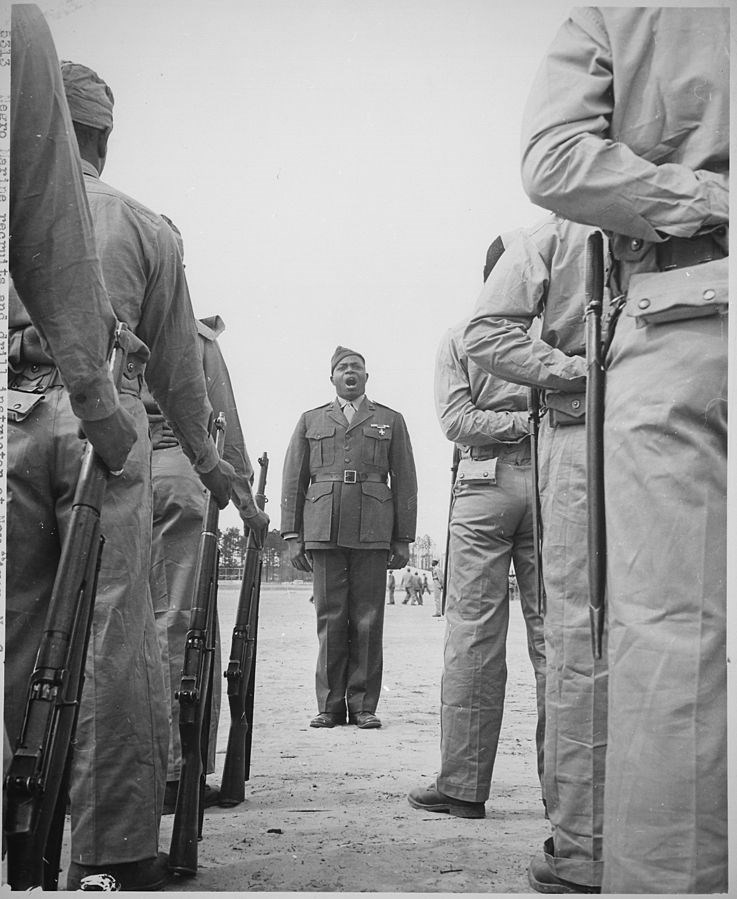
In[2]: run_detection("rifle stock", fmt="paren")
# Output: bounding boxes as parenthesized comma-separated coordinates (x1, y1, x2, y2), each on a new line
(219, 452, 269, 807)
(584, 231, 606, 659)
(169, 413, 226, 876)
(4, 323, 131, 890)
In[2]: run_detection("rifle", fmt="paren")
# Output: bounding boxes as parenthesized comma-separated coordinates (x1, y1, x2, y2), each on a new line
(4, 323, 134, 891)
(584, 230, 606, 659)
(528, 386, 546, 615)
(169, 413, 226, 876)
(219, 452, 269, 807)
(440, 446, 461, 615)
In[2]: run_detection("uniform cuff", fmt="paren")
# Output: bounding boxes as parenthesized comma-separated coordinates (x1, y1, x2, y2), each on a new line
(69, 368, 120, 421)
(191, 440, 221, 476)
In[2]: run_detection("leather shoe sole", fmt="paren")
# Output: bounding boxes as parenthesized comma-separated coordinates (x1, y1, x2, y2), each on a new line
(349, 712, 382, 729)
(310, 712, 346, 728)
(527, 843, 601, 893)
(67, 852, 170, 891)
(408, 784, 485, 818)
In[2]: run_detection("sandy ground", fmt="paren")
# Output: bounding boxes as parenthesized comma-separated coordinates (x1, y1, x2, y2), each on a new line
(151, 580, 548, 894)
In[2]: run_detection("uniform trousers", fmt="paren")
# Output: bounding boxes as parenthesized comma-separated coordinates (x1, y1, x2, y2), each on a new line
(437, 445, 545, 803)
(432, 583, 442, 616)
(310, 548, 389, 717)
(6, 389, 168, 865)
(149, 433, 221, 779)
(537, 419, 607, 888)
(602, 308, 727, 893)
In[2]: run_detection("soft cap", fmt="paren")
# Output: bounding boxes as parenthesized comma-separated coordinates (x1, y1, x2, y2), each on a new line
(61, 60, 114, 131)
(331, 346, 365, 372)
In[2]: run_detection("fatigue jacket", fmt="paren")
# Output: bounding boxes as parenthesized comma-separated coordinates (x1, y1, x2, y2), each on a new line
(143, 315, 257, 518)
(521, 8, 729, 257)
(435, 321, 529, 455)
(281, 397, 417, 551)
(464, 216, 595, 393)
(9, 5, 118, 421)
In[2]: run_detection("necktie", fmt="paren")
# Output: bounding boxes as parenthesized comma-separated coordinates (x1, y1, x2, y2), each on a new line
(344, 402, 355, 423)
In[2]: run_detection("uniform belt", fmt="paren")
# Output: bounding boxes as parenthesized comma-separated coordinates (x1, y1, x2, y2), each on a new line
(469, 436, 530, 461)
(8, 360, 144, 398)
(312, 471, 387, 484)
(656, 231, 728, 272)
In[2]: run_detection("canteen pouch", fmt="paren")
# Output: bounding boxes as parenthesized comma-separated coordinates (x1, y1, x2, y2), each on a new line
(7, 388, 45, 422)
(626, 257, 728, 327)
(455, 457, 498, 486)
(547, 391, 586, 428)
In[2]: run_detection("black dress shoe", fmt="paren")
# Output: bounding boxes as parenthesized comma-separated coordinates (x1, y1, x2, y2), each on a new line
(407, 783, 485, 818)
(310, 711, 345, 728)
(67, 852, 171, 891)
(527, 840, 601, 893)
(349, 711, 381, 729)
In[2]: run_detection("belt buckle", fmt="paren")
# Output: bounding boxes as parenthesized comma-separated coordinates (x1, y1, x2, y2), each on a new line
(343, 470, 357, 483)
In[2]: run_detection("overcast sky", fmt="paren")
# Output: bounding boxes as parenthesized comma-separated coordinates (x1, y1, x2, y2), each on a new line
(34, 0, 619, 542)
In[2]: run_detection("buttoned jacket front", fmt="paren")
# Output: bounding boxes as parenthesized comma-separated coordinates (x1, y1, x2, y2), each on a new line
(281, 397, 417, 551)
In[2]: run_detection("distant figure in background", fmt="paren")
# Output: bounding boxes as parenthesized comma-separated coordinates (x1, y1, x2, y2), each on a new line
(401, 567, 413, 604)
(430, 559, 443, 617)
(421, 573, 431, 600)
(281, 346, 417, 730)
(387, 571, 396, 605)
(412, 571, 424, 606)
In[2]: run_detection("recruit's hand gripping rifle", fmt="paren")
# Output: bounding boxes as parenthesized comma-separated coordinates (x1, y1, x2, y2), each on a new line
(4, 323, 135, 891)
(440, 446, 461, 615)
(219, 452, 269, 807)
(169, 413, 227, 877)
(584, 231, 606, 659)
(528, 387, 546, 615)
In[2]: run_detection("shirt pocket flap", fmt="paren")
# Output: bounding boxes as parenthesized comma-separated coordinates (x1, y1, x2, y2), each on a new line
(546, 391, 586, 424)
(361, 481, 392, 502)
(307, 481, 334, 501)
(362, 425, 391, 440)
(305, 425, 336, 440)
(627, 258, 728, 326)
(456, 457, 498, 484)
(7, 389, 45, 422)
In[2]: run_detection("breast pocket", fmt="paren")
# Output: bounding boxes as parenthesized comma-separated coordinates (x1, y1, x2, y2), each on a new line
(305, 425, 336, 468)
(361, 426, 391, 468)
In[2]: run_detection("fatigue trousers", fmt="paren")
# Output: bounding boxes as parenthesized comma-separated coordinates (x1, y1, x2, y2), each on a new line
(310, 548, 389, 717)
(6, 389, 168, 865)
(437, 445, 545, 803)
(602, 310, 727, 893)
(149, 435, 221, 780)
(538, 420, 607, 888)
(433, 584, 442, 616)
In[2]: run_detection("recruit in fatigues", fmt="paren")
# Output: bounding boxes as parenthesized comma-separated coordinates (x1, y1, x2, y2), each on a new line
(466, 215, 606, 893)
(7, 59, 235, 891)
(281, 347, 417, 729)
(146, 313, 267, 806)
(521, 8, 728, 893)
(408, 315, 545, 820)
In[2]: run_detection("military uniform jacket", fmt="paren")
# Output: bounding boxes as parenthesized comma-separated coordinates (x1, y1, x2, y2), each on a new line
(281, 397, 417, 551)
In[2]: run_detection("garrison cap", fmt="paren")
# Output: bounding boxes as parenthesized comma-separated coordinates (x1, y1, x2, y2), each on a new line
(331, 346, 365, 372)
(60, 60, 114, 131)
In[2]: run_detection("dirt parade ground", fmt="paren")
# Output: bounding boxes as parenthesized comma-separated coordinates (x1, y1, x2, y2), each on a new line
(155, 580, 546, 894)
(54, 579, 547, 894)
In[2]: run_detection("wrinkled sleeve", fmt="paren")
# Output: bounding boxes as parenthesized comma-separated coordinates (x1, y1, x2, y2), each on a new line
(464, 235, 586, 391)
(9, 4, 119, 421)
(520, 7, 728, 240)
(280, 415, 311, 538)
(201, 337, 258, 518)
(137, 225, 218, 474)
(388, 413, 417, 544)
(434, 330, 529, 445)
